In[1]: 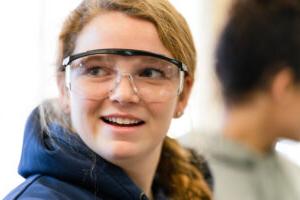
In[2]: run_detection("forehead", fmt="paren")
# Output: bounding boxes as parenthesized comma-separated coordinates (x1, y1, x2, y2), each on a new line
(73, 11, 172, 58)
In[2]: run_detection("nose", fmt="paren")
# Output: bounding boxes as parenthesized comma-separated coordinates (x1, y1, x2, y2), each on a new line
(109, 74, 140, 103)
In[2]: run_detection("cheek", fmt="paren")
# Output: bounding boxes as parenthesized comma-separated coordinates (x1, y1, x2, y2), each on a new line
(149, 99, 178, 132)
(290, 103, 300, 134)
(278, 96, 300, 139)
(70, 97, 100, 136)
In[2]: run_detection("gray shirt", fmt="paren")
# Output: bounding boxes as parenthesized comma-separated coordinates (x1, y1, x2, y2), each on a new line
(180, 133, 300, 200)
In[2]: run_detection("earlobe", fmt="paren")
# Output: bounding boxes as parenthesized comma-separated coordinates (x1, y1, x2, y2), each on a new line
(173, 76, 193, 118)
(174, 110, 184, 118)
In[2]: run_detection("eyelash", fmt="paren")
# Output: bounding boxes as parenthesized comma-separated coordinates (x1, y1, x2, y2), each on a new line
(74, 62, 172, 80)
(138, 68, 166, 79)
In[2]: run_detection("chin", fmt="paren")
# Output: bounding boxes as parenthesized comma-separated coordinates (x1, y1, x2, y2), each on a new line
(102, 143, 142, 162)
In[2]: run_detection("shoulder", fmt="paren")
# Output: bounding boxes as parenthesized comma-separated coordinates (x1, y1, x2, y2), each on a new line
(276, 153, 300, 198)
(277, 153, 300, 180)
(4, 175, 103, 200)
(278, 153, 300, 167)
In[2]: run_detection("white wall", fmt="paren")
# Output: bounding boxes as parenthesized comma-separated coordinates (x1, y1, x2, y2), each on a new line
(0, 1, 80, 197)
(1, 0, 299, 198)
(0, 0, 41, 197)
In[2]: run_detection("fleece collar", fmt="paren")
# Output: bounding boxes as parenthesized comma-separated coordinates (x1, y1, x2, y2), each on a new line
(18, 108, 150, 199)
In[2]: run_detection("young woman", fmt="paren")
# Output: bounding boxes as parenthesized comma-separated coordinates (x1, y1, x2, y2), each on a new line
(203, 0, 300, 199)
(4, 0, 212, 199)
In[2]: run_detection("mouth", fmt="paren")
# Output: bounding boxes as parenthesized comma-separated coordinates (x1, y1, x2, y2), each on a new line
(101, 116, 145, 127)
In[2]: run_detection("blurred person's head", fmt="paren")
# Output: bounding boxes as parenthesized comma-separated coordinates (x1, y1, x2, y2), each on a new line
(216, 0, 300, 141)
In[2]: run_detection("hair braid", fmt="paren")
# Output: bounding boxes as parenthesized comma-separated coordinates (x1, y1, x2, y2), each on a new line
(156, 137, 212, 200)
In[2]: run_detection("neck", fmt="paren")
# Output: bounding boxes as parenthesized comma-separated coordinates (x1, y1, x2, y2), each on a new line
(116, 143, 162, 199)
(223, 100, 277, 154)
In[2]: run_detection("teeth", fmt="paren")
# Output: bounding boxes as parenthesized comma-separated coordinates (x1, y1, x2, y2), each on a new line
(105, 117, 141, 125)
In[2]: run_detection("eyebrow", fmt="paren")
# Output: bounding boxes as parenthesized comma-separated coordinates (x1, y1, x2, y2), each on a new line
(72, 54, 114, 66)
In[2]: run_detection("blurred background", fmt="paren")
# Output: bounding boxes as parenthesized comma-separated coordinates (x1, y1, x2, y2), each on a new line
(1, 0, 299, 197)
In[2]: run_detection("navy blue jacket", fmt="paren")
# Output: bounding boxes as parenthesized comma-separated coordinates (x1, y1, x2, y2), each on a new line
(4, 108, 212, 199)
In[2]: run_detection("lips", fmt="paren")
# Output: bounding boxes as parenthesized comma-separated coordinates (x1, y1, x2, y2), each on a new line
(101, 115, 145, 127)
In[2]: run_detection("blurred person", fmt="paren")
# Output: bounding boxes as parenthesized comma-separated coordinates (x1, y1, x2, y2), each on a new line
(4, 0, 213, 200)
(200, 0, 300, 199)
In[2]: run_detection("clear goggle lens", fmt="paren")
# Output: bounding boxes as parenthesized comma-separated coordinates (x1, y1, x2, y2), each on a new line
(63, 49, 187, 103)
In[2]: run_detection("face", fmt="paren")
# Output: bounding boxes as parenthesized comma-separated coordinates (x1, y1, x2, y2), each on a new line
(276, 85, 300, 141)
(61, 11, 191, 165)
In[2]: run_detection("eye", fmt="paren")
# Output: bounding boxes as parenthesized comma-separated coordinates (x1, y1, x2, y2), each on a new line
(139, 68, 165, 79)
(86, 67, 108, 76)
(77, 62, 112, 77)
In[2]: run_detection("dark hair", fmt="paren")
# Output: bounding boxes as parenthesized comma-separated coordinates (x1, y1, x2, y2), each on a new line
(216, 0, 300, 104)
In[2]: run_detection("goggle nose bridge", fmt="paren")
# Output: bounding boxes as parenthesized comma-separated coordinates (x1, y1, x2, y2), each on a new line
(110, 73, 139, 95)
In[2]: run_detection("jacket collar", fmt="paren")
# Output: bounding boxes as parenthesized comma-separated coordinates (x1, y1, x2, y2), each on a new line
(18, 107, 169, 199)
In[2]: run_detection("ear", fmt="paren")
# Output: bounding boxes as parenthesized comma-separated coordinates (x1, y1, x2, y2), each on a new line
(57, 74, 70, 114)
(270, 68, 294, 105)
(174, 76, 193, 118)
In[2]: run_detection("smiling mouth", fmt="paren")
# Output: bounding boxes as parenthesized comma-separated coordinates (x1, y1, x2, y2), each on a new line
(101, 117, 145, 127)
